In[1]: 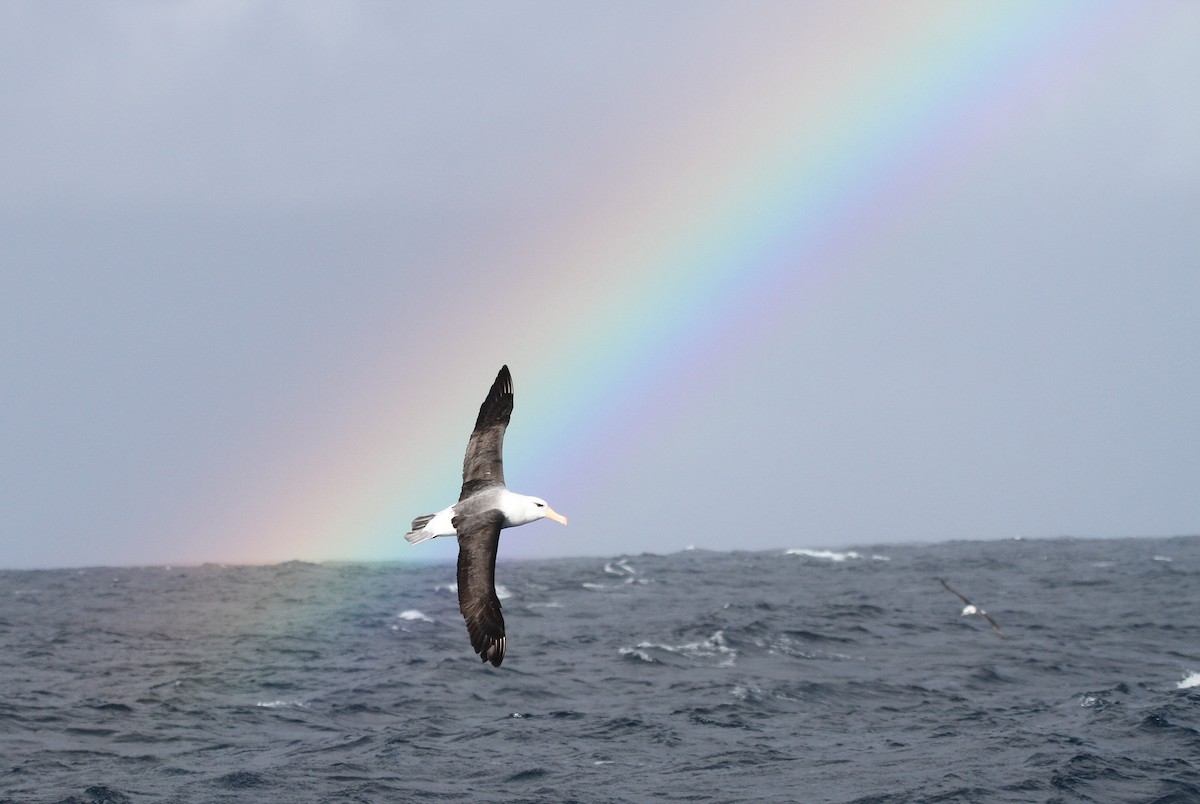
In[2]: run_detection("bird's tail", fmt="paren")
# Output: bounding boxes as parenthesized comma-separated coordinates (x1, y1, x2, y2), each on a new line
(404, 514, 437, 545)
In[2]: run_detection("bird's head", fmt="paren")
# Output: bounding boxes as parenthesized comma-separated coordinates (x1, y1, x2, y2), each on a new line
(504, 493, 568, 527)
(528, 497, 568, 526)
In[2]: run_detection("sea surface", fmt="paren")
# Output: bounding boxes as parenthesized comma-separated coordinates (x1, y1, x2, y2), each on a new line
(2, 536, 1198, 803)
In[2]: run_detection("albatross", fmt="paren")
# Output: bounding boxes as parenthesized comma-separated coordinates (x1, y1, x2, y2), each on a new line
(404, 365, 567, 666)
(938, 578, 1007, 639)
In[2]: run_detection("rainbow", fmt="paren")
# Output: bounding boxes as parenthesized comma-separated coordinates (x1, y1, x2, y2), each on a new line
(209, 2, 1158, 565)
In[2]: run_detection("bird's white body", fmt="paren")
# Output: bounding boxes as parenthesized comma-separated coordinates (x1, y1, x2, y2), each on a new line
(404, 490, 564, 545)
(407, 504, 457, 542)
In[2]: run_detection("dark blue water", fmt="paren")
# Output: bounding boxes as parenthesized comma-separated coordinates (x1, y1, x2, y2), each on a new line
(2, 536, 1198, 803)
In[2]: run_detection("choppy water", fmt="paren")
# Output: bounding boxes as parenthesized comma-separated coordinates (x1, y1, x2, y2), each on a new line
(2, 536, 1198, 803)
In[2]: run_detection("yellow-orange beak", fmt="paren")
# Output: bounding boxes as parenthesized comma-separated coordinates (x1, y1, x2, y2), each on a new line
(545, 507, 568, 526)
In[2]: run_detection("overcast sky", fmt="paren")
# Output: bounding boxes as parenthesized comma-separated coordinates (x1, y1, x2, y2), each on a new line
(2, 2, 1197, 569)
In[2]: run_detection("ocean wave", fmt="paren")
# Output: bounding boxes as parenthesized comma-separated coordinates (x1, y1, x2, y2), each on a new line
(619, 630, 736, 667)
(254, 700, 308, 709)
(397, 610, 433, 622)
(785, 548, 862, 561)
(782, 548, 892, 562)
(604, 559, 637, 576)
(4, 535, 1198, 802)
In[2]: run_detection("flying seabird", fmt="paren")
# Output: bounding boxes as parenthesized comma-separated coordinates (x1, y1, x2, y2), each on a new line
(404, 365, 567, 666)
(938, 578, 1007, 639)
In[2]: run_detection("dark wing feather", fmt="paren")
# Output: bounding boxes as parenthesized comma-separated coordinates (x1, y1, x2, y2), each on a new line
(938, 578, 972, 606)
(454, 509, 506, 667)
(980, 611, 1008, 639)
(459, 366, 513, 502)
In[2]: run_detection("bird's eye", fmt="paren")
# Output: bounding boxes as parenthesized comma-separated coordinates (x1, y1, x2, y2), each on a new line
(534, 502, 544, 507)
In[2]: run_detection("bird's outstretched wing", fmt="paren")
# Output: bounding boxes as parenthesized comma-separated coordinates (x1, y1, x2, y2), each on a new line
(938, 578, 972, 606)
(938, 578, 1007, 639)
(459, 366, 513, 501)
(454, 509, 506, 666)
(978, 610, 1008, 640)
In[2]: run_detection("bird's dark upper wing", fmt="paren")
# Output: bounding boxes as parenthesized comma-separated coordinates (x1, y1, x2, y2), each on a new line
(459, 366, 513, 502)
(980, 611, 1008, 639)
(454, 509, 506, 667)
(938, 578, 972, 606)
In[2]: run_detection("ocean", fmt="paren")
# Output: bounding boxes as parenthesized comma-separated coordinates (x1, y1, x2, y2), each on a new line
(2, 535, 1198, 803)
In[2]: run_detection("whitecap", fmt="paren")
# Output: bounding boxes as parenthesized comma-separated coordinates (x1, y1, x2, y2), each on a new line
(604, 559, 636, 576)
(1177, 671, 1200, 689)
(495, 585, 512, 600)
(784, 548, 861, 562)
(255, 700, 308, 709)
(397, 610, 433, 622)
(628, 630, 737, 667)
(730, 684, 765, 702)
(1153, 555, 1174, 562)
(618, 647, 656, 662)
